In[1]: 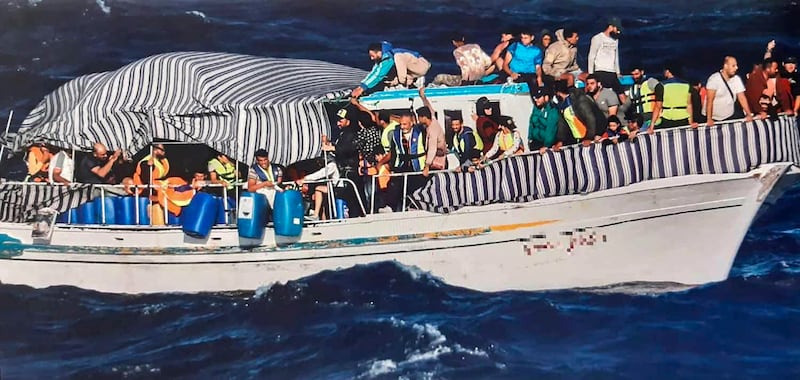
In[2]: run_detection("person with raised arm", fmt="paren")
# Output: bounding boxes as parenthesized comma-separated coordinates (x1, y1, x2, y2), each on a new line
(417, 87, 447, 177)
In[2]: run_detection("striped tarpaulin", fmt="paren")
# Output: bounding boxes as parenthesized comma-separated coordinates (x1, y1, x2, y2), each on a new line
(0, 183, 95, 223)
(413, 116, 800, 213)
(12, 52, 366, 166)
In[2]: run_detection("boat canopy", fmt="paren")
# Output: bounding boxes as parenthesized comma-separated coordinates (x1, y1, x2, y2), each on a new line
(11, 52, 366, 165)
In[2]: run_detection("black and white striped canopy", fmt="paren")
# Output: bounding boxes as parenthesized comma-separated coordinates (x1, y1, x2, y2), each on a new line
(12, 52, 366, 165)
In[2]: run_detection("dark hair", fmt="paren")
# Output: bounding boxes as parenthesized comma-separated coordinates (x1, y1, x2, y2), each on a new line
(554, 80, 570, 94)
(451, 33, 465, 43)
(607, 115, 622, 125)
(628, 62, 645, 72)
(626, 113, 644, 126)
(416, 106, 432, 119)
(520, 29, 535, 37)
(663, 60, 683, 77)
(254, 149, 269, 158)
(367, 42, 382, 53)
(586, 73, 598, 82)
(451, 115, 463, 123)
(378, 110, 391, 124)
(763, 57, 779, 68)
(399, 111, 414, 119)
(563, 27, 577, 40)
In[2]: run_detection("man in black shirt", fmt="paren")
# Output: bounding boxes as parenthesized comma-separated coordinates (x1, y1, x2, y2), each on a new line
(781, 56, 800, 114)
(321, 107, 366, 217)
(75, 143, 122, 184)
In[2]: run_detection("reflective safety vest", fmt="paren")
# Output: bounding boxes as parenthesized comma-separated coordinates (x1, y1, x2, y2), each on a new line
(392, 126, 426, 171)
(133, 155, 169, 187)
(380, 120, 399, 153)
(497, 130, 525, 155)
(208, 158, 237, 189)
(661, 81, 691, 121)
(453, 126, 484, 156)
(562, 97, 588, 139)
(631, 81, 656, 114)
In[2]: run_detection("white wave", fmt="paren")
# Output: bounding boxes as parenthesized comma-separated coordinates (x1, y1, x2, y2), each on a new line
(360, 318, 490, 378)
(364, 359, 397, 377)
(27, 0, 43, 6)
(140, 303, 165, 316)
(392, 262, 442, 286)
(253, 282, 277, 299)
(185, 10, 208, 21)
(110, 364, 161, 376)
(95, 0, 110, 15)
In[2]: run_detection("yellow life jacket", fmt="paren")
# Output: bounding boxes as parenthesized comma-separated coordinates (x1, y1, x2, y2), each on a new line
(208, 158, 237, 189)
(452, 126, 484, 155)
(661, 82, 690, 121)
(133, 155, 169, 187)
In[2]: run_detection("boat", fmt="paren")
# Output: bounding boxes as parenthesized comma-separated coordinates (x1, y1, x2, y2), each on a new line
(1, 52, 798, 294)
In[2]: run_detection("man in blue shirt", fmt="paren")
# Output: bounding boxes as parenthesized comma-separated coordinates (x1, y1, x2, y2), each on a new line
(503, 29, 544, 97)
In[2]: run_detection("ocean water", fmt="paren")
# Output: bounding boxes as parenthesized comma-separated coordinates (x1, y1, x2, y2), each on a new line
(0, 0, 799, 378)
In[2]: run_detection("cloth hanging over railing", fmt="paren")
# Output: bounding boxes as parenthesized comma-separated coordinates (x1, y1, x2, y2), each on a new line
(412, 116, 800, 213)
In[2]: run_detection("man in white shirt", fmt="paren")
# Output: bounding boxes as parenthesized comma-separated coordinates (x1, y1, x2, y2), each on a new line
(48, 148, 74, 184)
(703, 56, 754, 126)
(588, 18, 625, 101)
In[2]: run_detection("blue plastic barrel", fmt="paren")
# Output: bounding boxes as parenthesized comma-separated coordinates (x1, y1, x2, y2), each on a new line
(274, 190, 305, 237)
(335, 198, 348, 220)
(237, 192, 267, 239)
(216, 196, 235, 225)
(114, 197, 136, 225)
(56, 211, 68, 224)
(98, 197, 116, 224)
(136, 197, 150, 225)
(77, 199, 98, 224)
(181, 192, 218, 238)
(167, 211, 180, 225)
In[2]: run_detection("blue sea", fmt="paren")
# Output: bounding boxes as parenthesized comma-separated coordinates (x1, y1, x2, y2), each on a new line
(1, 0, 800, 378)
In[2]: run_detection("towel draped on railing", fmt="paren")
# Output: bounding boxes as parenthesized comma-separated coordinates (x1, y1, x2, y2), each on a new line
(411, 115, 800, 213)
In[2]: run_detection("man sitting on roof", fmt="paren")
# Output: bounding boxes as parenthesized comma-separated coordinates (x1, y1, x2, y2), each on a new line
(432, 34, 494, 87)
(542, 28, 583, 88)
(503, 29, 544, 95)
(351, 42, 430, 97)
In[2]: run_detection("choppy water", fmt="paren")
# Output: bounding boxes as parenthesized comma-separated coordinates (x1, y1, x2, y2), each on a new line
(0, 0, 799, 378)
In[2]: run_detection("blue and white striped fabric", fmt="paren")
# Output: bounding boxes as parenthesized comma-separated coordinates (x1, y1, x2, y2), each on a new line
(12, 52, 366, 166)
(413, 116, 800, 213)
(0, 183, 95, 223)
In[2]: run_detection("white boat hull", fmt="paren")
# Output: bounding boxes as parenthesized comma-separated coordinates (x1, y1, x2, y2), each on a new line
(0, 163, 794, 294)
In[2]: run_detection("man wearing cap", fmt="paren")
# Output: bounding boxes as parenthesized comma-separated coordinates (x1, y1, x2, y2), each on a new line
(321, 106, 366, 217)
(247, 149, 283, 209)
(650, 62, 696, 130)
(588, 18, 625, 102)
(781, 56, 800, 114)
(528, 89, 559, 153)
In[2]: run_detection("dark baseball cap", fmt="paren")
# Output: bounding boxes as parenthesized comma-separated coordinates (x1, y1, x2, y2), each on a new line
(531, 88, 547, 99)
(608, 17, 623, 32)
(784, 56, 798, 64)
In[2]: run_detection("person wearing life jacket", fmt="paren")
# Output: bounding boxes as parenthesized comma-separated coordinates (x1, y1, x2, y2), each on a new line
(553, 80, 605, 147)
(503, 29, 544, 95)
(650, 62, 697, 131)
(528, 89, 560, 153)
(473, 96, 500, 155)
(133, 143, 169, 190)
(386, 112, 427, 211)
(130, 143, 192, 221)
(626, 65, 660, 130)
(450, 116, 483, 171)
(247, 149, 284, 209)
(207, 153, 239, 196)
(483, 116, 525, 160)
(25, 142, 51, 183)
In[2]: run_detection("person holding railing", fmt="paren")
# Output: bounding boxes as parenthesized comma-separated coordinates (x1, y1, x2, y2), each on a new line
(321, 108, 366, 218)
(386, 112, 428, 211)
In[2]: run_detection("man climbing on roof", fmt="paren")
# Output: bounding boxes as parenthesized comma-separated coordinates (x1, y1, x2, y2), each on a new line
(351, 42, 430, 98)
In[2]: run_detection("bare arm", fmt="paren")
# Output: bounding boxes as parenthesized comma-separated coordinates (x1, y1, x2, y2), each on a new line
(350, 97, 377, 124)
(737, 92, 754, 121)
(503, 51, 514, 76)
(705, 88, 716, 125)
(90, 150, 119, 179)
(52, 168, 70, 185)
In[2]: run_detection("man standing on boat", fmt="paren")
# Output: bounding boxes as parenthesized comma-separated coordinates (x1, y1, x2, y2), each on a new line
(321, 108, 366, 217)
(528, 89, 559, 153)
(626, 64, 660, 131)
(704, 56, 754, 126)
(588, 18, 626, 104)
(387, 112, 427, 210)
(247, 149, 283, 210)
(417, 87, 447, 176)
(208, 153, 239, 197)
(450, 116, 483, 171)
(649, 62, 696, 131)
(133, 143, 169, 190)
